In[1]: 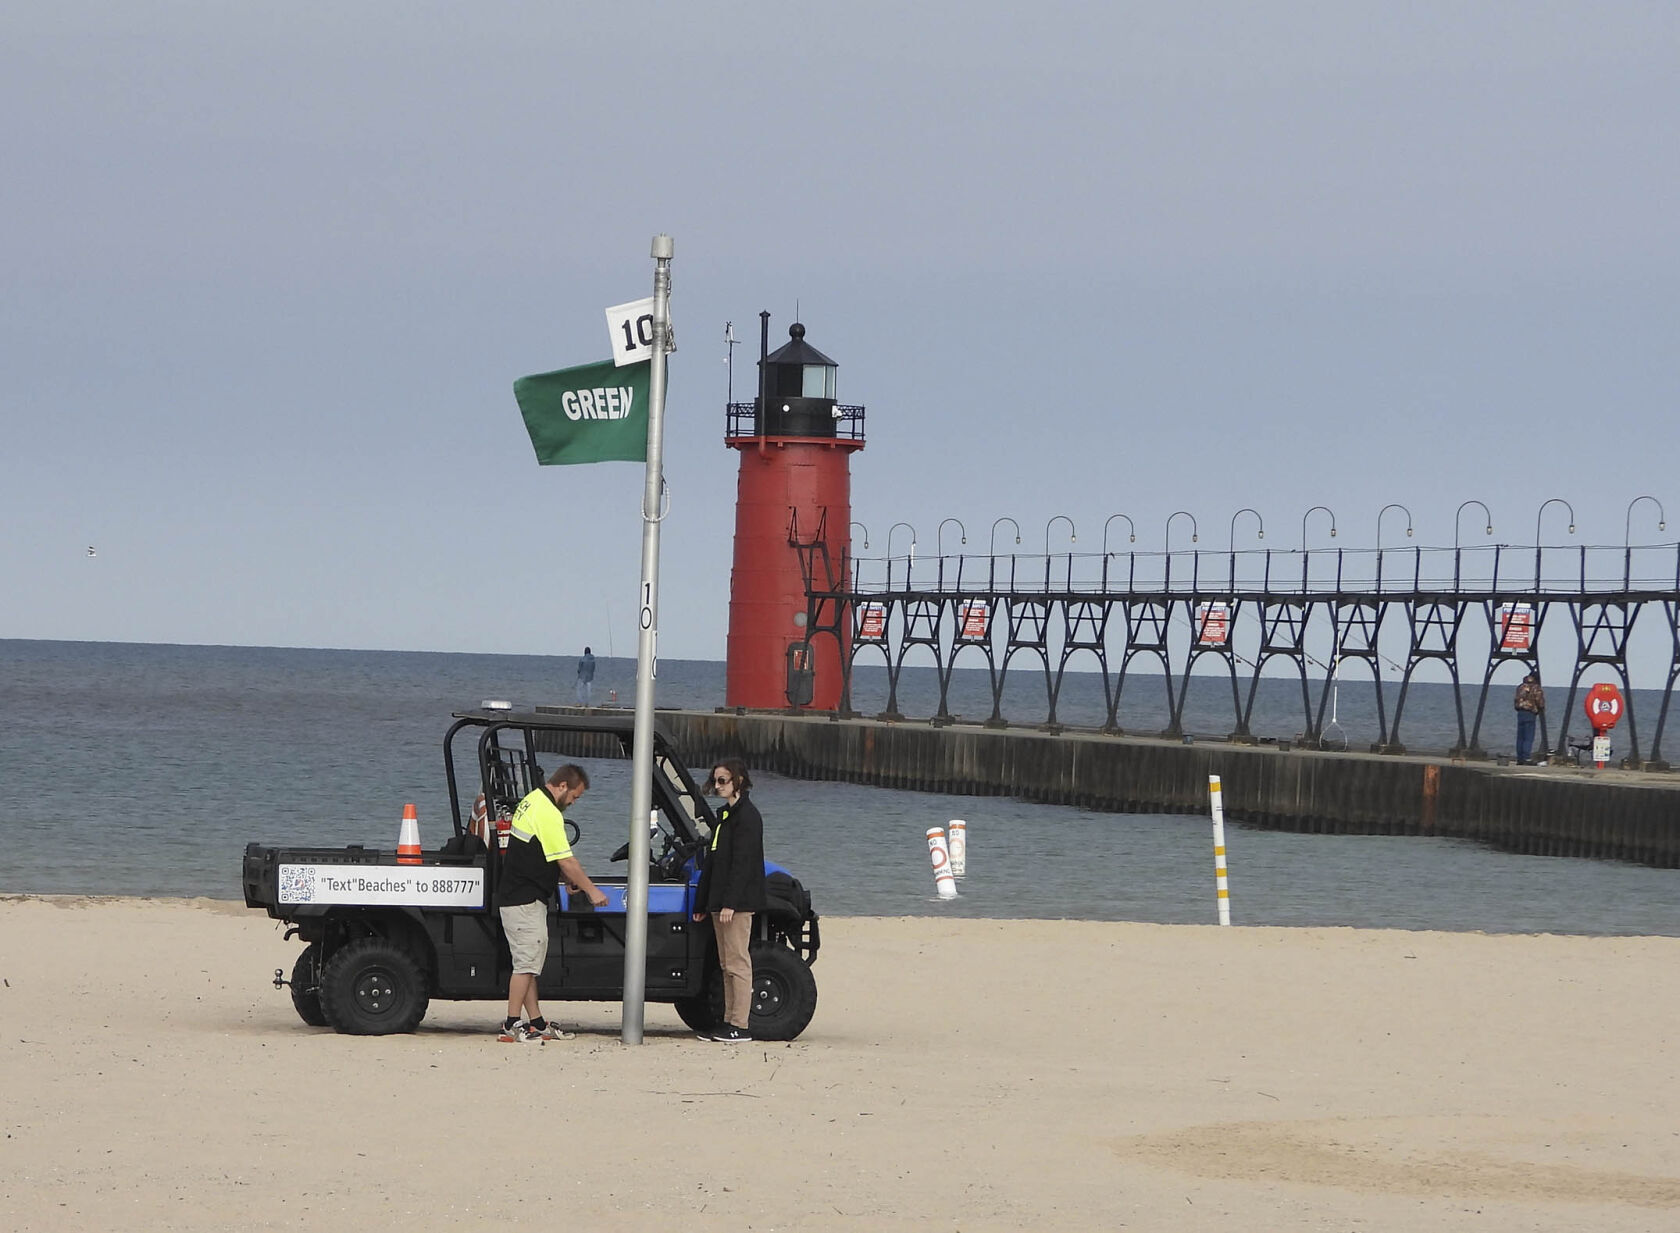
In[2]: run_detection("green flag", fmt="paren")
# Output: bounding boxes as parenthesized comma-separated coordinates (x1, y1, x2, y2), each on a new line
(515, 358, 651, 465)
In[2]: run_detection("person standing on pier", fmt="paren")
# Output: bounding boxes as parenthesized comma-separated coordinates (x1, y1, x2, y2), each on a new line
(693, 759, 768, 1042)
(575, 646, 596, 706)
(1514, 672, 1546, 764)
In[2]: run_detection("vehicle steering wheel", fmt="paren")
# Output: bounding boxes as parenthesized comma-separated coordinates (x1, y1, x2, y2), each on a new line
(609, 812, 689, 879)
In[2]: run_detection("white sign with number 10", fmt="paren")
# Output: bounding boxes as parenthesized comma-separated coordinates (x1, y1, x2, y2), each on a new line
(605, 297, 675, 367)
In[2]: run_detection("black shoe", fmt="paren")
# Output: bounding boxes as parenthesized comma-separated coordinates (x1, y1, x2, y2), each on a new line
(712, 1025, 751, 1044)
(692, 1027, 714, 1042)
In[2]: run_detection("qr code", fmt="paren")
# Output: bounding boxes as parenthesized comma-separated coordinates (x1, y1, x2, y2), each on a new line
(279, 866, 316, 904)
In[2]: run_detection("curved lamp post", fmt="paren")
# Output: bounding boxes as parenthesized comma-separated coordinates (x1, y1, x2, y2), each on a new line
(1376, 502, 1413, 591)
(1102, 513, 1136, 554)
(1299, 505, 1337, 592)
(1454, 499, 1493, 549)
(989, 516, 1022, 557)
(1624, 495, 1667, 590)
(1165, 510, 1199, 591)
(1165, 510, 1199, 551)
(1102, 513, 1135, 590)
(1228, 507, 1264, 590)
(1533, 497, 1575, 591)
(1534, 498, 1575, 545)
(1048, 510, 1075, 587)
(1377, 502, 1413, 548)
(1228, 507, 1264, 551)
(934, 518, 967, 590)
(849, 520, 870, 551)
(1453, 499, 1493, 589)
(1300, 505, 1338, 549)
(1625, 495, 1667, 545)
(886, 521, 917, 561)
(1044, 514, 1077, 551)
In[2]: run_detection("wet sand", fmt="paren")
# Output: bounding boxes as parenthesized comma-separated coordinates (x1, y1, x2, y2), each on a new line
(1, 897, 1676, 1231)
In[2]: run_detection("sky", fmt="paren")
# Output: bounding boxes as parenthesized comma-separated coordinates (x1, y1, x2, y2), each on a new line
(3, 2, 1677, 662)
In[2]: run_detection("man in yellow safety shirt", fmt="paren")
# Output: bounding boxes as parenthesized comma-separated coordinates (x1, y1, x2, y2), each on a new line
(493, 763, 607, 1041)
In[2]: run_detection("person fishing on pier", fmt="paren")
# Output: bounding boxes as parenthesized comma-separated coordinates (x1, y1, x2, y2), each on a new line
(1514, 672, 1546, 765)
(576, 646, 596, 706)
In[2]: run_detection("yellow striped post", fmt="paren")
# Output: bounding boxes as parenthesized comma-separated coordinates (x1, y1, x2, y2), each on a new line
(1208, 774, 1232, 926)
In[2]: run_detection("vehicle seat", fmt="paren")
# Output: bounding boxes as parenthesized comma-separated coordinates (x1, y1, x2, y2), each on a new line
(438, 831, 488, 860)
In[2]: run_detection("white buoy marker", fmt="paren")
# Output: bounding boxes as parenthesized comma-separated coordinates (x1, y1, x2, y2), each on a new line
(926, 826, 958, 899)
(947, 819, 967, 878)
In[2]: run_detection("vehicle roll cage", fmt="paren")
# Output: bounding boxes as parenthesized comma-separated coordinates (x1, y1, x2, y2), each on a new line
(440, 708, 716, 850)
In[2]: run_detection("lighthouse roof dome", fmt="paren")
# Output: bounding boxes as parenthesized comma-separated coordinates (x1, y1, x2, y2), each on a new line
(765, 322, 837, 368)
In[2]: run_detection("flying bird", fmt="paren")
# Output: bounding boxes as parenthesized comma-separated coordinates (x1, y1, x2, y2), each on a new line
(87, 546, 97, 557)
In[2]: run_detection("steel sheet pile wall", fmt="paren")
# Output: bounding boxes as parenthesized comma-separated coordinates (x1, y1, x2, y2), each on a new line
(634, 711, 1680, 868)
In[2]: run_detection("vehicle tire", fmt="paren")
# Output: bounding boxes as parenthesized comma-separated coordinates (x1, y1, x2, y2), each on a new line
(747, 941, 817, 1041)
(290, 944, 328, 1027)
(318, 937, 429, 1035)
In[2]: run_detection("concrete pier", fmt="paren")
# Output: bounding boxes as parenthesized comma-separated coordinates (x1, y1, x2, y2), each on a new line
(536, 708, 1680, 868)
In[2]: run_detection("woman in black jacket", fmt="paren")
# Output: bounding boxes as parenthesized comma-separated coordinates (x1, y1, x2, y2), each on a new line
(692, 758, 768, 1042)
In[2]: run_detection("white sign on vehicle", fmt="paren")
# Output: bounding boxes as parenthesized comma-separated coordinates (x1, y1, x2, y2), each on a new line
(279, 864, 485, 908)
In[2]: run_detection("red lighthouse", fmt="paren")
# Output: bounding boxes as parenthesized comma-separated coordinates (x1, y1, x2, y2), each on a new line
(725, 315, 865, 709)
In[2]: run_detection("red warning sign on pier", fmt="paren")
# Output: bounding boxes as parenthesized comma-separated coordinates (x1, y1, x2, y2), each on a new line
(959, 602, 990, 640)
(1195, 602, 1231, 647)
(858, 603, 887, 640)
(1498, 602, 1534, 652)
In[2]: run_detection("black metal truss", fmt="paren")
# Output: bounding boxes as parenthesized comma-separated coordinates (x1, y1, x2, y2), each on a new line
(799, 559, 1680, 766)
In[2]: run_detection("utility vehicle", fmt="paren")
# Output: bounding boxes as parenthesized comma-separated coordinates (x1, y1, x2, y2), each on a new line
(242, 707, 819, 1038)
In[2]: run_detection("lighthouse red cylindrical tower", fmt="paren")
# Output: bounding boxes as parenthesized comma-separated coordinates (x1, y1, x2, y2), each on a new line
(725, 316, 865, 709)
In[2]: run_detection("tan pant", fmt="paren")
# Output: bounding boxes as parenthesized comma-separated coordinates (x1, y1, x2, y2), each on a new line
(715, 911, 755, 1029)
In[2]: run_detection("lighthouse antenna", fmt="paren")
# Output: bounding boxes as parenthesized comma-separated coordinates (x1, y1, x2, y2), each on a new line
(725, 320, 739, 405)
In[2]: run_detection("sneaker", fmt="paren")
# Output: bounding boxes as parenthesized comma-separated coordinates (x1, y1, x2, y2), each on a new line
(692, 1026, 714, 1042)
(712, 1024, 751, 1044)
(529, 1019, 575, 1041)
(497, 1019, 534, 1043)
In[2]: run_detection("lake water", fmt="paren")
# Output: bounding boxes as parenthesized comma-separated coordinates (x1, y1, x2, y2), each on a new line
(2, 638, 1675, 935)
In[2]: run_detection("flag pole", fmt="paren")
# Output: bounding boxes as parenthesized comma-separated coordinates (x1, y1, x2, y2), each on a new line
(622, 234, 672, 1044)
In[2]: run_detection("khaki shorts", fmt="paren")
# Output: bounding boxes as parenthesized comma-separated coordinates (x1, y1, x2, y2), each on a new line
(499, 900, 550, 974)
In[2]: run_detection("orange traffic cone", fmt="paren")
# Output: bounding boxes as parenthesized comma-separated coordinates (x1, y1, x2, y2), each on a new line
(397, 803, 422, 865)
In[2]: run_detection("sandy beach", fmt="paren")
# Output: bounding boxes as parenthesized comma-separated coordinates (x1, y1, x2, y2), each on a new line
(1, 897, 1676, 1231)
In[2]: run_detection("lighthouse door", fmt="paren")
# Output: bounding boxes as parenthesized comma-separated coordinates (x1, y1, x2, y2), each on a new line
(786, 642, 815, 706)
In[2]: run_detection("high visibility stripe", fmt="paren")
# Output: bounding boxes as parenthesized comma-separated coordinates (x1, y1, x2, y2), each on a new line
(1209, 773, 1231, 926)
